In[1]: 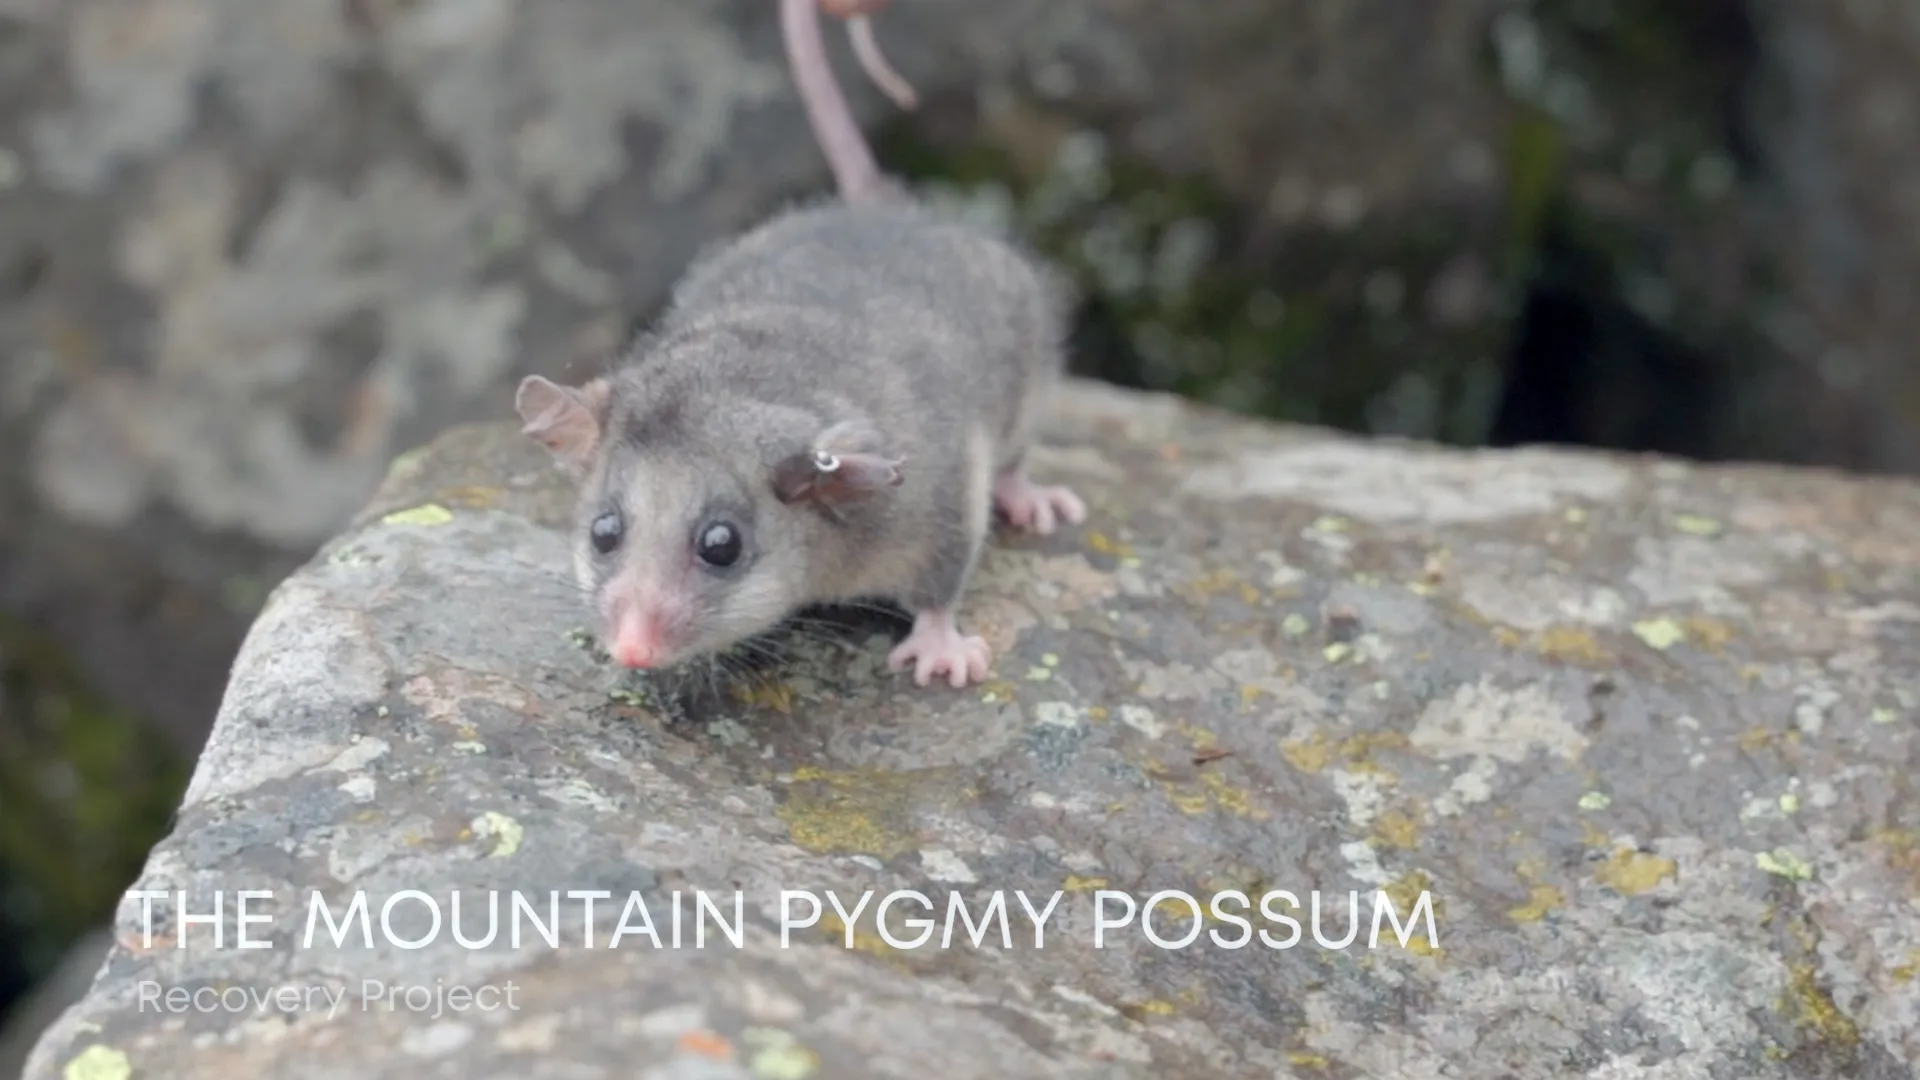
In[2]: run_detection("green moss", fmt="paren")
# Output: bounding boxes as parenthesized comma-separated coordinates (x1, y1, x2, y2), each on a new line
(1502, 106, 1566, 279)
(0, 618, 189, 994)
(873, 116, 1512, 446)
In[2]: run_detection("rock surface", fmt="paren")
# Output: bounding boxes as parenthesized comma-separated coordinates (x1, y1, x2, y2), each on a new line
(25, 379, 1920, 1078)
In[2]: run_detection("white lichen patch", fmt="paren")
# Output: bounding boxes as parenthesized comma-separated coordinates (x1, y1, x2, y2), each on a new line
(1328, 769, 1395, 830)
(1456, 563, 1627, 631)
(546, 779, 619, 813)
(634, 1002, 707, 1039)
(399, 1021, 473, 1057)
(1626, 535, 1777, 613)
(1793, 680, 1843, 737)
(495, 1015, 562, 1053)
(1036, 699, 1082, 722)
(1432, 756, 1498, 817)
(1180, 441, 1629, 524)
(321, 737, 391, 774)
(1116, 704, 1164, 739)
(1410, 679, 1587, 763)
(1599, 931, 1788, 1053)
(1122, 657, 1227, 701)
(918, 849, 979, 884)
(1339, 840, 1391, 886)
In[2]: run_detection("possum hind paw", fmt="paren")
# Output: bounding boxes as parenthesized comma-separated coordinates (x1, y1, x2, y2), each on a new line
(993, 469, 1086, 536)
(888, 608, 992, 688)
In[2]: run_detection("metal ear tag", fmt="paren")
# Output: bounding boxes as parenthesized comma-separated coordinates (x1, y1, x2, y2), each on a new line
(812, 450, 841, 473)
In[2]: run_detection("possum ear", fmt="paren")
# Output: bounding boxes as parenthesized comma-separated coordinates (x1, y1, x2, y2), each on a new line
(771, 419, 904, 507)
(516, 375, 609, 467)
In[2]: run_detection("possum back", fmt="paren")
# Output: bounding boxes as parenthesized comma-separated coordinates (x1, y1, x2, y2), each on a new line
(660, 200, 1070, 432)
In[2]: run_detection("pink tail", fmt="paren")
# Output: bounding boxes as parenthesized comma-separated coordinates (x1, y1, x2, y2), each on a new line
(779, 0, 890, 202)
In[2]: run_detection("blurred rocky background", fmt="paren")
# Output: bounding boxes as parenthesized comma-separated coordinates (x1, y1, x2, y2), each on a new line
(0, 0, 1915, 1063)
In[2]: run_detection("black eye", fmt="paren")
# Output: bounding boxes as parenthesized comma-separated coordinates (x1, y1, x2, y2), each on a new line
(696, 521, 742, 568)
(589, 509, 623, 554)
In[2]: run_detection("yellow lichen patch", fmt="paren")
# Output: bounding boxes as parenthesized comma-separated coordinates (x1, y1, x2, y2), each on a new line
(1287, 1051, 1332, 1069)
(776, 767, 943, 859)
(1595, 847, 1676, 895)
(434, 484, 501, 509)
(1782, 962, 1860, 1048)
(1381, 869, 1442, 928)
(1178, 567, 1248, 605)
(1631, 618, 1686, 651)
(1286, 731, 1395, 775)
(1888, 950, 1920, 984)
(380, 503, 455, 527)
(1118, 999, 1178, 1022)
(1492, 625, 1524, 649)
(741, 1027, 822, 1080)
(1681, 616, 1735, 652)
(63, 1045, 131, 1080)
(1508, 885, 1564, 923)
(818, 913, 895, 959)
(1173, 718, 1219, 752)
(1152, 768, 1265, 820)
(1672, 513, 1723, 537)
(732, 679, 796, 713)
(1062, 875, 1108, 891)
(1534, 625, 1612, 666)
(1372, 808, 1422, 850)
(1281, 732, 1335, 773)
(1085, 531, 1133, 557)
(1282, 730, 1410, 779)
(471, 811, 523, 858)
(978, 678, 1020, 704)
(1756, 848, 1814, 882)
(1738, 727, 1778, 753)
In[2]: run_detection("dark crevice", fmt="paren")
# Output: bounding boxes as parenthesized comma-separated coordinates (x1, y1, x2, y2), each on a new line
(1487, 220, 1725, 460)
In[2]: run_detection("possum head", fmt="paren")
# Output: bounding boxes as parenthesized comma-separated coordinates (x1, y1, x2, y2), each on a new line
(515, 372, 903, 670)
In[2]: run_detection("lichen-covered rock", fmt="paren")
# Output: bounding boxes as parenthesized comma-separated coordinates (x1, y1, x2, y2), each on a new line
(23, 379, 1920, 1078)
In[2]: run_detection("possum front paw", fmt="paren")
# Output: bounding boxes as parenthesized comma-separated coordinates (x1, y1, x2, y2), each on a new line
(993, 466, 1087, 536)
(888, 608, 991, 688)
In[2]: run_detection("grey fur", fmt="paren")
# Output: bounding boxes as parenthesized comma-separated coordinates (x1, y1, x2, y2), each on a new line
(565, 198, 1072, 662)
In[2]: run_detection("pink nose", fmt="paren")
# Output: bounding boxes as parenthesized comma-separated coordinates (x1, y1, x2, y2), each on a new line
(610, 608, 666, 669)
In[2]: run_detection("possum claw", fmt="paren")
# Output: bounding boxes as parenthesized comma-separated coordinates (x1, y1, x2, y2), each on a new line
(888, 609, 991, 688)
(993, 469, 1087, 536)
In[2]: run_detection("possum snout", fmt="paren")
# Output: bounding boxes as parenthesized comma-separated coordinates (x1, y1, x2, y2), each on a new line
(601, 579, 695, 670)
